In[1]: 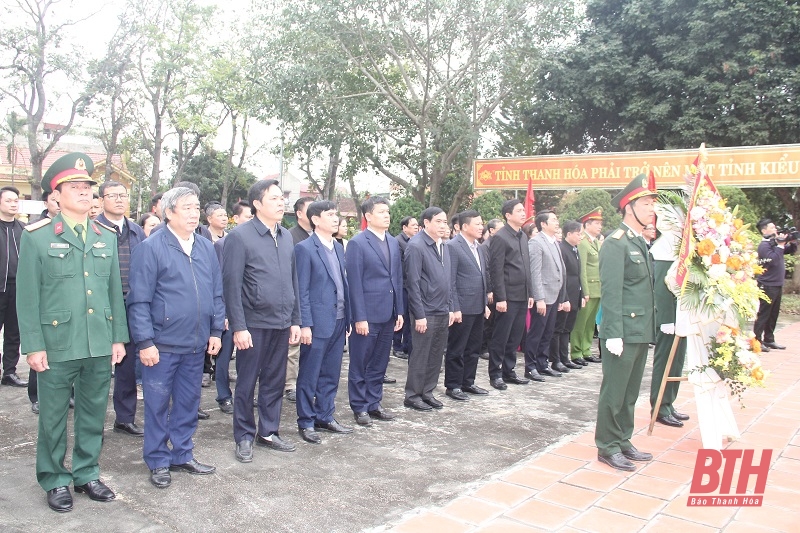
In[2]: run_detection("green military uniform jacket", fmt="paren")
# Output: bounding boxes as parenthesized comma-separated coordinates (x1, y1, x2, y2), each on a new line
(578, 233, 601, 299)
(17, 213, 129, 360)
(597, 224, 655, 344)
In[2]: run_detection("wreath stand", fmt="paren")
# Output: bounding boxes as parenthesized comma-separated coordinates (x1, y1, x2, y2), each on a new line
(647, 335, 687, 436)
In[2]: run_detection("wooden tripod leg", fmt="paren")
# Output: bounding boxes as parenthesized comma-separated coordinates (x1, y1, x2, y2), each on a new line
(648, 335, 681, 436)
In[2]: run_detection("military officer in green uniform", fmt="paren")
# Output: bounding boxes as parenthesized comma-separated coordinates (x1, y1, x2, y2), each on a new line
(649, 204, 690, 427)
(595, 174, 657, 472)
(17, 153, 128, 512)
(570, 207, 603, 365)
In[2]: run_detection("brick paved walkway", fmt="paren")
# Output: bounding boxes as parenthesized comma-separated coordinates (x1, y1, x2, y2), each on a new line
(385, 323, 800, 533)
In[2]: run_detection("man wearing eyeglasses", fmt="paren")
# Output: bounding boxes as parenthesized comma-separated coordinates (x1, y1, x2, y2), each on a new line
(96, 182, 147, 437)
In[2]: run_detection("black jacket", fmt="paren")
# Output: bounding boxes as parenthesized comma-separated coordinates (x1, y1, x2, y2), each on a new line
(558, 240, 582, 306)
(0, 219, 24, 292)
(405, 230, 454, 318)
(488, 224, 532, 302)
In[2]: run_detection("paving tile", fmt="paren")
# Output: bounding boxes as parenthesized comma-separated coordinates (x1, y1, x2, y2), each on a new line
(471, 481, 536, 508)
(595, 488, 666, 520)
(390, 512, 472, 533)
(568, 506, 647, 533)
(583, 458, 640, 477)
(734, 504, 799, 532)
(654, 449, 699, 469)
(504, 498, 579, 530)
(619, 474, 685, 501)
(790, 434, 800, 447)
(502, 466, 562, 491)
(527, 454, 587, 475)
(551, 442, 599, 461)
(772, 456, 800, 475)
(472, 517, 548, 533)
(761, 485, 800, 513)
(571, 431, 597, 446)
(640, 514, 720, 532)
(661, 493, 738, 528)
(672, 438, 704, 454)
(721, 521, 784, 533)
(439, 496, 506, 526)
(760, 469, 798, 492)
(561, 468, 624, 492)
(780, 445, 800, 461)
(535, 481, 603, 510)
(629, 435, 676, 454)
(637, 461, 695, 485)
(747, 422, 798, 440)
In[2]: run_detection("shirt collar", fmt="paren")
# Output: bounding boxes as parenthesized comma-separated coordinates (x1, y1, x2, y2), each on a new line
(367, 227, 386, 241)
(60, 213, 88, 233)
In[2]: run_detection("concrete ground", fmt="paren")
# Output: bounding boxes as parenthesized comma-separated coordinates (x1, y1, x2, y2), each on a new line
(0, 317, 795, 532)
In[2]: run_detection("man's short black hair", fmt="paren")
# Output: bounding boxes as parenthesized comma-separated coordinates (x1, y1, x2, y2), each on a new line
(0, 186, 20, 201)
(757, 218, 773, 233)
(420, 206, 444, 225)
(486, 218, 503, 231)
(535, 210, 554, 232)
(450, 214, 459, 229)
(306, 200, 337, 230)
(293, 196, 314, 216)
(43, 190, 52, 202)
(232, 201, 250, 217)
(562, 220, 581, 235)
(92, 192, 100, 200)
(458, 209, 480, 228)
(501, 199, 522, 220)
(361, 196, 389, 215)
(400, 216, 415, 228)
(150, 192, 163, 211)
(248, 179, 281, 215)
(99, 180, 125, 197)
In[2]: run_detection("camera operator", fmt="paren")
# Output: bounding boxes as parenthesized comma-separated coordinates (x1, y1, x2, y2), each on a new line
(754, 218, 798, 351)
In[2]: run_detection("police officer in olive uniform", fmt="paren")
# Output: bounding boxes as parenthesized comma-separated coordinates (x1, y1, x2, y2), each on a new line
(570, 207, 603, 365)
(595, 175, 657, 472)
(17, 153, 128, 513)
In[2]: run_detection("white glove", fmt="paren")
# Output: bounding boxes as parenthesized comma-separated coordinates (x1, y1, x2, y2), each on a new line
(660, 323, 675, 335)
(605, 338, 623, 356)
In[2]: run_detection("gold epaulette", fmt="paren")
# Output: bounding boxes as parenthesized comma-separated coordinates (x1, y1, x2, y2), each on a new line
(611, 229, 625, 240)
(93, 221, 116, 233)
(25, 218, 52, 232)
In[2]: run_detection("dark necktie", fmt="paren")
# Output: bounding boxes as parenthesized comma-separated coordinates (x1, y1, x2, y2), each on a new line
(74, 224, 85, 243)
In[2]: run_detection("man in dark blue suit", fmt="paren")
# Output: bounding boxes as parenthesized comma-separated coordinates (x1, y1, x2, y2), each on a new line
(444, 210, 490, 401)
(294, 201, 353, 444)
(346, 197, 404, 426)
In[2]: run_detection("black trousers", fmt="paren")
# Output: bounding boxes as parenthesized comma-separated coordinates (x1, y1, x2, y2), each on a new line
(525, 304, 558, 373)
(0, 284, 21, 375)
(754, 284, 783, 344)
(112, 339, 138, 423)
(488, 300, 527, 380)
(550, 306, 579, 365)
(444, 313, 484, 389)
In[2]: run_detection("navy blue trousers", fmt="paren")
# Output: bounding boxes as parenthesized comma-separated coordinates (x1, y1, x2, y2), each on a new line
(142, 351, 204, 470)
(296, 318, 346, 428)
(214, 328, 234, 403)
(112, 336, 138, 424)
(233, 327, 289, 443)
(348, 318, 394, 413)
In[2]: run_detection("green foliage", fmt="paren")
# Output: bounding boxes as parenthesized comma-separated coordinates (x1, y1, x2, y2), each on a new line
(389, 196, 426, 236)
(557, 189, 621, 229)
(718, 187, 758, 227)
(744, 187, 789, 226)
(179, 150, 258, 214)
(470, 191, 507, 223)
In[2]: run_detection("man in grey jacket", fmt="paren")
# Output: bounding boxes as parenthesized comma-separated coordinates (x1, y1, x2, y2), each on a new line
(222, 179, 301, 463)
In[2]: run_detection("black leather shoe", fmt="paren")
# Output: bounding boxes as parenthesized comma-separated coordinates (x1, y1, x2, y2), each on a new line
(422, 396, 443, 409)
(462, 385, 488, 395)
(197, 408, 210, 420)
(404, 399, 433, 411)
(393, 349, 409, 360)
(315, 419, 354, 434)
(621, 445, 653, 462)
(219, 398, 233, 414)
(368, 408, 395, 421)
(584, 355, 602, 363)
(656, 414, 684, 427)
(285, 389, 297, 402)
(490, 378, 507, 390)
(382, 375, 397, 384)
(31, 401, 39, 414)
(354, 411, 373, 426)
(503, 373, 530, 385)
(564, 361, 582, 369)
(46, 486, 73, 512)
(446, 388, 469, 401)
(169, 458, 216, 475)
(235, 440, 253, 462)
(299, 427, 322, 444)
(113, 421, 144, 437)
(150, 467, 171, 488)
(74, 480, 115, 502)
(574, 358, 588, 366)
(553, 362, 569, 373)
(598, 452, 636, 472)
(540, 368, 562, 377)
(760, 344, 771, 352)
(672, 411, 690, 421)
(764, 341, 785, 350)
(1, 372, 28, 387)
(255, 433, 296, 452)
(524, 370, 545, 382)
